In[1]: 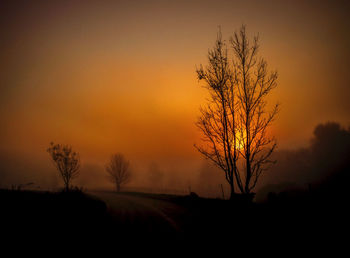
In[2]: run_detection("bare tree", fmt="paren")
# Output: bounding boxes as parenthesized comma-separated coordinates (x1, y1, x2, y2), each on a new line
(106, 153, 131, 192)
(47, 142, 80, 191)
(195, 30, 240, 200)
(231, 25, 279, 194)
(195, 26, 279, 199)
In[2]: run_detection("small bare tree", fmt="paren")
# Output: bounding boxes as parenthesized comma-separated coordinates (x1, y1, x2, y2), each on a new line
(47, 142, 80, 191)
(195, 30, 240, 200)
(231, 25, 279, 194)
(106, 154, 131, 192)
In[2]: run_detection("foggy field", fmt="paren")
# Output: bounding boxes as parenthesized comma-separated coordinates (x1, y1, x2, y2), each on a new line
(1, 1, 349, 250)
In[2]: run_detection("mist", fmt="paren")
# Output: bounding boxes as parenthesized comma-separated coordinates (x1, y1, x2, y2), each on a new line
(256, 122, 350, 201)
(1, 121, 349, 202)
(1, 1, 350, 247)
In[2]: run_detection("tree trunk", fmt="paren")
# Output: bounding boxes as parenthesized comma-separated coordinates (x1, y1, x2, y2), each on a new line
(65, 180, 69, 192)
(116, 183, 120, 192)
(245, 158, 251, 194)
(229, 181, 235, 201)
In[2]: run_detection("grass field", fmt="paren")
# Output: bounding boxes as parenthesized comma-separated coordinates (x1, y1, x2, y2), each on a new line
(1, 186, 347, 247)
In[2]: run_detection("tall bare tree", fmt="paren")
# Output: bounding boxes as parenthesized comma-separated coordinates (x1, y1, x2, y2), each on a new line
(47, 142, 80, 191)
(195, 30, 240, 200)
(106, 153, 131, 192)
(231, 25, 279, 194)
(195, 26, 279, 199)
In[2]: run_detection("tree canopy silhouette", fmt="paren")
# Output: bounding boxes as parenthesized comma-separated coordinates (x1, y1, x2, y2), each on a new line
(231, 25, 279, 194)
(47, 142, 80, 191)
(105, 153, 131, 192)
(195, 29, 239, 200)
(256, 122, 350, 201)
(195, 25, 279, 200)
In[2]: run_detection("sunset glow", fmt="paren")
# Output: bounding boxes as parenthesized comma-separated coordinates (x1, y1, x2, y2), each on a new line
(1, 0, 349, 192)
(1, 1, 349, 245)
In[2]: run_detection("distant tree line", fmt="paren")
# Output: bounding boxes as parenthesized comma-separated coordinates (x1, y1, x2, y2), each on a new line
(47, 142, 131, 192)
(257, 122, 350, 201)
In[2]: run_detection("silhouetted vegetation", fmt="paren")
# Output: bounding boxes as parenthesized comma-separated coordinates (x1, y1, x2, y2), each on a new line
(88, 177, 347, 244)
(105, 153, 131, 192)
(1, 188, 108, 239)
(257, 122, 350, 201)
(195, 29, 240, 200)
(195, 25, 278, 200)
(230, 25, 279, 194)
(47, 142, 81, 191)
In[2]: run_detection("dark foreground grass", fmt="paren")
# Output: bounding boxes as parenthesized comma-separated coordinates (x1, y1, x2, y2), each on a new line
(98, 188, 347, 243)
(0, 184, 347, 248)
(0, 189, 109, 237)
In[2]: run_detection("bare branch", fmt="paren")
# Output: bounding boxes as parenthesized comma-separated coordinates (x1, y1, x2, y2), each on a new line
(231, 25, 279, 194)
(47, 142, 81, 191)
(105, 153, 131, 192)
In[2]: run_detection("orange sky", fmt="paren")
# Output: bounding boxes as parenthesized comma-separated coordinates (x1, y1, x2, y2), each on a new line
(1, 0, 349, 186)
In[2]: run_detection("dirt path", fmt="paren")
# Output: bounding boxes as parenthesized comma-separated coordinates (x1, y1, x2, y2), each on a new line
(89, 191, 187, 236)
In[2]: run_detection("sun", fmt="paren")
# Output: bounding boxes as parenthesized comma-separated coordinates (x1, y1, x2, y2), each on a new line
(233, 133, 245, 151)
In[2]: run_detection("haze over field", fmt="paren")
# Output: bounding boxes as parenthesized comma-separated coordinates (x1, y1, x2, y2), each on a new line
(1, 0, 349, 196)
